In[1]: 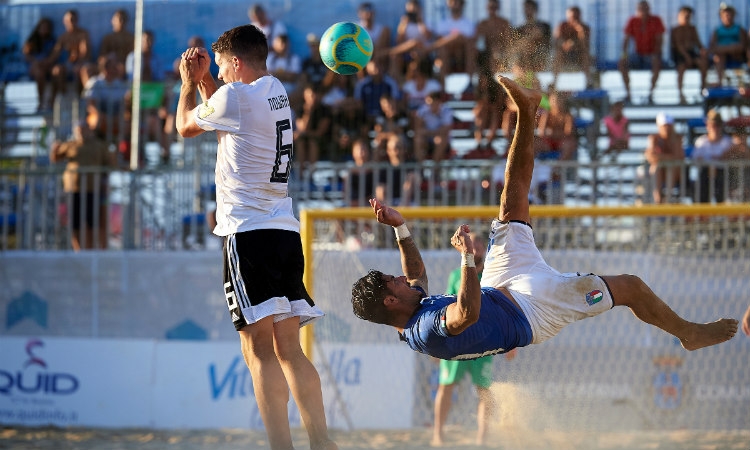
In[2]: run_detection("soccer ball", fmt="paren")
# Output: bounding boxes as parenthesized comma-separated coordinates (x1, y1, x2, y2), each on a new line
(319, 22, 373, 75)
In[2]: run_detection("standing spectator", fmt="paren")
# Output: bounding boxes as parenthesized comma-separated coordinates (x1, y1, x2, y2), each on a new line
(692, 110, 732, 203)
(22, 17, 56, 112)
(514, 0, 552, 73)
(358, 2, 391, 67)
(50, 122, 113, 251)
(644, 113, 684, 203)
(413, 91, 453, 163)
(389, 0, 433, 81)
(618, 1, 665, 105)
(175, 25, 338, 450)
(99, 9, 134, 76)
(473, 0, 511, 153)
(354, 59, 401, 127)
(294, 83, 332, 165)
(602, 100, 630, 157)
(432, 232, 516, 447)
(48, 9, 92, 106)
(708, 3, 748, 86)
(431, 0, 476, 82)
(248, 3, 286, 48)
(670, 6, 707, 105)
(266, 34, 302, 107)
(551, 6, 591, 89)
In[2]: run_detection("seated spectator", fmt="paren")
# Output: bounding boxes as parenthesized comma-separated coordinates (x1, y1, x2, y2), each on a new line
(248, 3, 286, 47)
(431, 0, 476, 82)
(670, 6, 707, 105)
(413, 91, 453, 163)
(99, 9, 134, 77)
(325, 72, 369, 162)
(551, 6, 591, 89)
(22, 17, 56, 112)
(708, 3, 748, 86)
(266, 34, 302, 107)
(344, 138, 376, 206)
(49, 121, 114, 251)
(48, 9, 92, 107)
(358, 2, 391, 68)
(389, 0, 433, 81)
(725, 126, 750, 201)
(126, 30, 165, 82)
(300, 33, 328, 88)
(514, 0, 552, 73)
(618, 1, 665, 104)
(373, 92, 411, 160)
(294, 83, 332, 166)
(401, 56, 442, 113)
(535, 91, 577, 161)
(692, 110, 732, 203)
(376, 134, 416, 206)
(354, 59, 401, 127)
(602, 100, 630, 157)
(83, 56, 129, 147)
(644, 113, 685, 203)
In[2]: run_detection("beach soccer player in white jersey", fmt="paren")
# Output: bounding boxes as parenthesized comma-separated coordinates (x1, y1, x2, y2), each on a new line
(175, 24, 338, 450)
(351, 76, 738, 361)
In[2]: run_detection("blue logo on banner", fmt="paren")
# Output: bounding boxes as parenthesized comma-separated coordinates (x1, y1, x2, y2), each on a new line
(6, 291, 48, 329)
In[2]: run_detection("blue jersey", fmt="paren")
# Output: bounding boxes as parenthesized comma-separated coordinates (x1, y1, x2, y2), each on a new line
(399, 287, 533, 360)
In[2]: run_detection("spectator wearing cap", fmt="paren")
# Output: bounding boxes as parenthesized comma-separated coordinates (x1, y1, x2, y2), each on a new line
(709, 3, 748, 86)
(248, 3, 287, 47)
(644, 112, 685, 203)
(618, 1, 665, 104)
(692, 110, 733, 203)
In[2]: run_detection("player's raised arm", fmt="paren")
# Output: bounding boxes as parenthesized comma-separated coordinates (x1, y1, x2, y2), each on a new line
(444, 224, 481, 335)
(370, 198, 428, 293)
(176, 47, 212, 138)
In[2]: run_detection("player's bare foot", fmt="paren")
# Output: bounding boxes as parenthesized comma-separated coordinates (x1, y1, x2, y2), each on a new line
(496, 75, 542, 116)
(311, 439, 339, 450)
(680, 318, 738, 350)
(430, 437, 445, 447)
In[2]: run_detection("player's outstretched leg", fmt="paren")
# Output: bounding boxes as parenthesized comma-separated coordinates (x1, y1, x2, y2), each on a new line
(495, 76, 541, 223)
(603, 274, 739, 350)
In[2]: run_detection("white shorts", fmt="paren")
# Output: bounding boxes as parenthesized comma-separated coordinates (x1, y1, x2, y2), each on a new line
(480, 220, 614, 344)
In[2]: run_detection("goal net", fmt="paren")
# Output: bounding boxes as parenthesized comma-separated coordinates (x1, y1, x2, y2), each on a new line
(300, 204, 750, 433)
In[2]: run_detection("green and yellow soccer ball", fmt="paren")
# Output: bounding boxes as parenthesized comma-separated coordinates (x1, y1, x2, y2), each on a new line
(319, 22, 373, 75)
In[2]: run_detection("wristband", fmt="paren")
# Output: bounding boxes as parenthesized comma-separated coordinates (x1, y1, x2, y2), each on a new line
(394, 223, 411, 240)
(462, 252, 475, 268)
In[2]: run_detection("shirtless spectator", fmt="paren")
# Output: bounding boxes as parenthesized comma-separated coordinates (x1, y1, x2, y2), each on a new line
(473, 0, 511, 152)
(644, 113, 685, 203)
(535, 91, 577, 162)
(431, 0, 476, 82)
(48, 9, 92, 106)
(551, 6, 591, 89)
(514, 0, 552, 73)
(618, 1, 665, 104)
(22, 17, 56, 112)
(670, 6, 707, 105)
(390, 0, 433, 81)
(708, 3, 748, 86)
(358, 2, 391, 68)
(99, 9, 134, 76)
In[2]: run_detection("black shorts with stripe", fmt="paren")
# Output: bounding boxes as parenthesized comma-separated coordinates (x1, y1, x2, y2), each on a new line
(222, 229, 315, 331)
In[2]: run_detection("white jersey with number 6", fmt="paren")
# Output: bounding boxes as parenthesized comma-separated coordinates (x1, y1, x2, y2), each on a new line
(194, 76, 298, 236)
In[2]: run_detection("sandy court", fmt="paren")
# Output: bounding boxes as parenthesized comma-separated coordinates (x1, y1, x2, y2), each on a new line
(2, 426, 749, 450)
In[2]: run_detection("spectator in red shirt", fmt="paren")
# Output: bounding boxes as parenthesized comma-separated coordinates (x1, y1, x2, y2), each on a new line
(618, 1, 665, 104)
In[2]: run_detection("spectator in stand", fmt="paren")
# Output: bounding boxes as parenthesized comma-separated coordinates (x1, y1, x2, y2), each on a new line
(50, 121, 114, 251)
(125, 30, 165, 82)
(431, 0, 476, 83)
(692, 110, 733, 203)
(618, 1, 665, 105)
(514, 0, 552, 73)
(602, 100, 630, 157)
(358, 2, 391, 68)
(724, 125, 750, 201)
(401, 56, 442, 113)
(345, 138, 376, 207)
(709, 3, 748, 86)
(551, 6, 591, 89)
(473, 0, 511, 154)
(23, 17, 56, 112)
(266, 34, 302, 108)
(373, 92, 411, 161)
(300, 33, 328, 88)
(413, 91, 453, 163)
(83, 56, 129, 149)
(644, 113, 685, 204)
(376, 134, 416, 206)
(248, 3, 286, 48)
(99, 9, 134, 77)
(294, 83, 333, 166)
(670, 6, 708, 105)
(389, 0, 433, 82)
(48, 9, 92, 107)
(325, 72, 369, 162)
(354, 59, 401, 127)
(535, 90, 577, 162)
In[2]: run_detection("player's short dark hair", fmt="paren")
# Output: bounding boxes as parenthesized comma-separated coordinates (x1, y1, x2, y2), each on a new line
(351, 270, 392, 325)
(212, 24, 268, 69)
